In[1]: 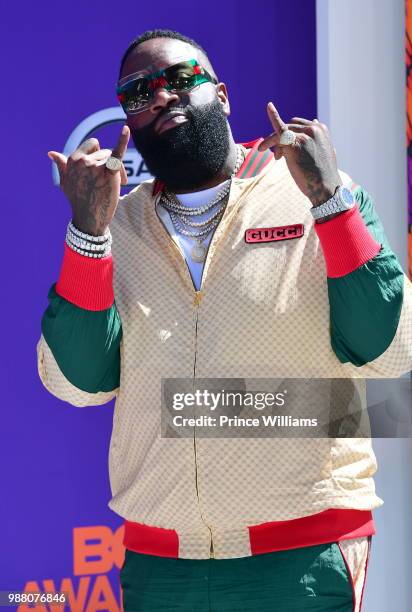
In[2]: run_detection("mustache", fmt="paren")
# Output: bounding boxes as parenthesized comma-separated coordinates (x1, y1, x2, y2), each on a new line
(150, 106, 189, 129)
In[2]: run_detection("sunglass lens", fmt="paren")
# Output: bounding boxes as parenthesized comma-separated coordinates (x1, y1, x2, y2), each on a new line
(119, 78, 151, 112)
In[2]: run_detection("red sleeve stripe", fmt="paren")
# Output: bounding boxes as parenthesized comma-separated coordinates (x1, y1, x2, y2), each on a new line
(55, 242, 115, 311)
(314, 205, 381, 278)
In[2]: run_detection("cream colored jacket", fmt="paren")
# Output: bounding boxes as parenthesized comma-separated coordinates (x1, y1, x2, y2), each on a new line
(37, 155, 412, 559)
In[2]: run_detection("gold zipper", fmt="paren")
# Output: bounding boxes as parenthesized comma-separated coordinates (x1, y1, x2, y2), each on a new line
(154, 202, 213, 554)
(191, 291, 214, 557)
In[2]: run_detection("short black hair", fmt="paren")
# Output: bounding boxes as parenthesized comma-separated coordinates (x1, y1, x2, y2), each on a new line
(118, 29, 214, 79)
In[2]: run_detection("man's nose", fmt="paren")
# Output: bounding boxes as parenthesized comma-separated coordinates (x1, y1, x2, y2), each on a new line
(148, 88, 181, 114)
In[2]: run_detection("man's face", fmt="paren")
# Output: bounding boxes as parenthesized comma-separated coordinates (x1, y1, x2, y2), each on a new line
(119, 38, 232, 191)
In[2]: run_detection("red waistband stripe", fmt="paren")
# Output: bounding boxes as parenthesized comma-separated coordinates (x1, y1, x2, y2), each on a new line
(123, 509, 375, 559)
(123, 520, 179, 558)
(248, 509, 375, 555)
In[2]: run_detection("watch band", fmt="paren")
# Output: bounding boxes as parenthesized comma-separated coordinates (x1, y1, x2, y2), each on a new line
(311, 185, 356, 220)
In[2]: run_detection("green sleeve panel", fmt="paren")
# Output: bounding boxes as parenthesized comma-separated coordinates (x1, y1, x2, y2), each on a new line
(328, 186, 405, 366)
(41, 283, 122, 393)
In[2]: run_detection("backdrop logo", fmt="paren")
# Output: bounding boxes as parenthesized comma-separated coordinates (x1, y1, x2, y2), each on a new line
(51, 107, 152, 188)
(19, 524, 125, 612)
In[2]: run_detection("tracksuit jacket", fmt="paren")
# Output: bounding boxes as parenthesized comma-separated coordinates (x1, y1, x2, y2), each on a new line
(37, 140, 412, 559)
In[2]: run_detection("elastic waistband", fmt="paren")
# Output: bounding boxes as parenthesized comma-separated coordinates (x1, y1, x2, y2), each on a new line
(248, 508, 375, 555)
(123, 509, 375, 559)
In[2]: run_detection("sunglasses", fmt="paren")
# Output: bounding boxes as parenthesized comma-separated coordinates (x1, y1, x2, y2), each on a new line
(116, 58, 218, 115)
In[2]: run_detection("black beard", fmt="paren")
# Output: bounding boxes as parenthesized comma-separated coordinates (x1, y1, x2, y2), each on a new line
(129, 98, 231, 192)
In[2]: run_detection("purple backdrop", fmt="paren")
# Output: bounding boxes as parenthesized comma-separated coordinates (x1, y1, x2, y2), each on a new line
(1, 0, 317, 606)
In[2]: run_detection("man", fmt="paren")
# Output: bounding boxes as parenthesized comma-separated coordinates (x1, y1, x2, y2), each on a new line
(39, 29, 412, 611)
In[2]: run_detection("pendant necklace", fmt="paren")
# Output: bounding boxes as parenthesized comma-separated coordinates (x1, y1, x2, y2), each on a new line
(160, 145, 244, 263)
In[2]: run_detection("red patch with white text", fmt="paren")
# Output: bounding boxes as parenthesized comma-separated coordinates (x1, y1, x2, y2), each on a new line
(245, 224, 304, 243)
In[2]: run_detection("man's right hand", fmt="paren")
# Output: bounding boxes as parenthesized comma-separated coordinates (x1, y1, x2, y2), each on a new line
(48, 125, 130, 236)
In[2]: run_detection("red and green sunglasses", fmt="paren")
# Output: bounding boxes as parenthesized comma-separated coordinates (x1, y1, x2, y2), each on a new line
(116, 58, 218, 115)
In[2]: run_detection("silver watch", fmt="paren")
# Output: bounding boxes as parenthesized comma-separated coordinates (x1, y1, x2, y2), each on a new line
(310, 185, 356, 220)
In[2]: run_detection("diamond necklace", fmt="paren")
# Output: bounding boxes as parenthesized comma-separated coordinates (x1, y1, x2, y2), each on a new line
(160, 145, 244, 263)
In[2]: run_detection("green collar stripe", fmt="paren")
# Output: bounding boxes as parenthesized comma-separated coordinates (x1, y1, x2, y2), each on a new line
(250, 149, 273, 177)
(237, 147, 272, 179)
(237, 150, 259, 178)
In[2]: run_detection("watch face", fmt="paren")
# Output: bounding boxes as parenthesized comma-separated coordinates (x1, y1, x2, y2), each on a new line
(341, 186, 355, 206)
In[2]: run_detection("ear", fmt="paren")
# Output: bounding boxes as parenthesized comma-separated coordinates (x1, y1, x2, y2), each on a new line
(215, 82, 230, 116)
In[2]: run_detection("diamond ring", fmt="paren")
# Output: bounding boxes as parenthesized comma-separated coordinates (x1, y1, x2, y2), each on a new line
(105, 156, 123, 173)
(279, 130, 297, 146)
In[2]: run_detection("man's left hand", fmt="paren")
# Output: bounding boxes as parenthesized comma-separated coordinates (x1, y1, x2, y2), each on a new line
(258, 102, 342, 207)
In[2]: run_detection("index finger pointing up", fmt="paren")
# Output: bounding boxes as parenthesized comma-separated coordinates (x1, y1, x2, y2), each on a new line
(267, 102, 287, 134)
(111, 125, 130, 160)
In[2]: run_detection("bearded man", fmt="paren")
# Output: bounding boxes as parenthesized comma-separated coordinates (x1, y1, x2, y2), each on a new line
(38, 29, 412, 612)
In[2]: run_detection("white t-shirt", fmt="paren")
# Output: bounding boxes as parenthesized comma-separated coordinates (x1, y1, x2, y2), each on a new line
(156, 179, 230, 291)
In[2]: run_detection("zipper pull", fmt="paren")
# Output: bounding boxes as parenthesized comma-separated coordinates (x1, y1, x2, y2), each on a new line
(194, 291, 204, 306)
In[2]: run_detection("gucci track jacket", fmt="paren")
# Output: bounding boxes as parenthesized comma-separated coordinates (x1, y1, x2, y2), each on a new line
(37, 140, 412, 559)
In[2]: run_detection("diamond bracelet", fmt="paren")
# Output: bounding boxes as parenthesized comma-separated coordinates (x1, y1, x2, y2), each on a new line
(65, 221, 112, 258)
(66, 240, 111, 258)
(67, 229, 112, 251)
(68, 221, 110, 243)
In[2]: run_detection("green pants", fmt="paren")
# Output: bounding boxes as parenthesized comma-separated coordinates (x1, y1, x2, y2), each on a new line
(120, 542, 359, 611)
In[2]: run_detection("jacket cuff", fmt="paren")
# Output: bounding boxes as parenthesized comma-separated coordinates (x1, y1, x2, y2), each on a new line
(55, 242, 114, 311)
(314, 205, 381, 278)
